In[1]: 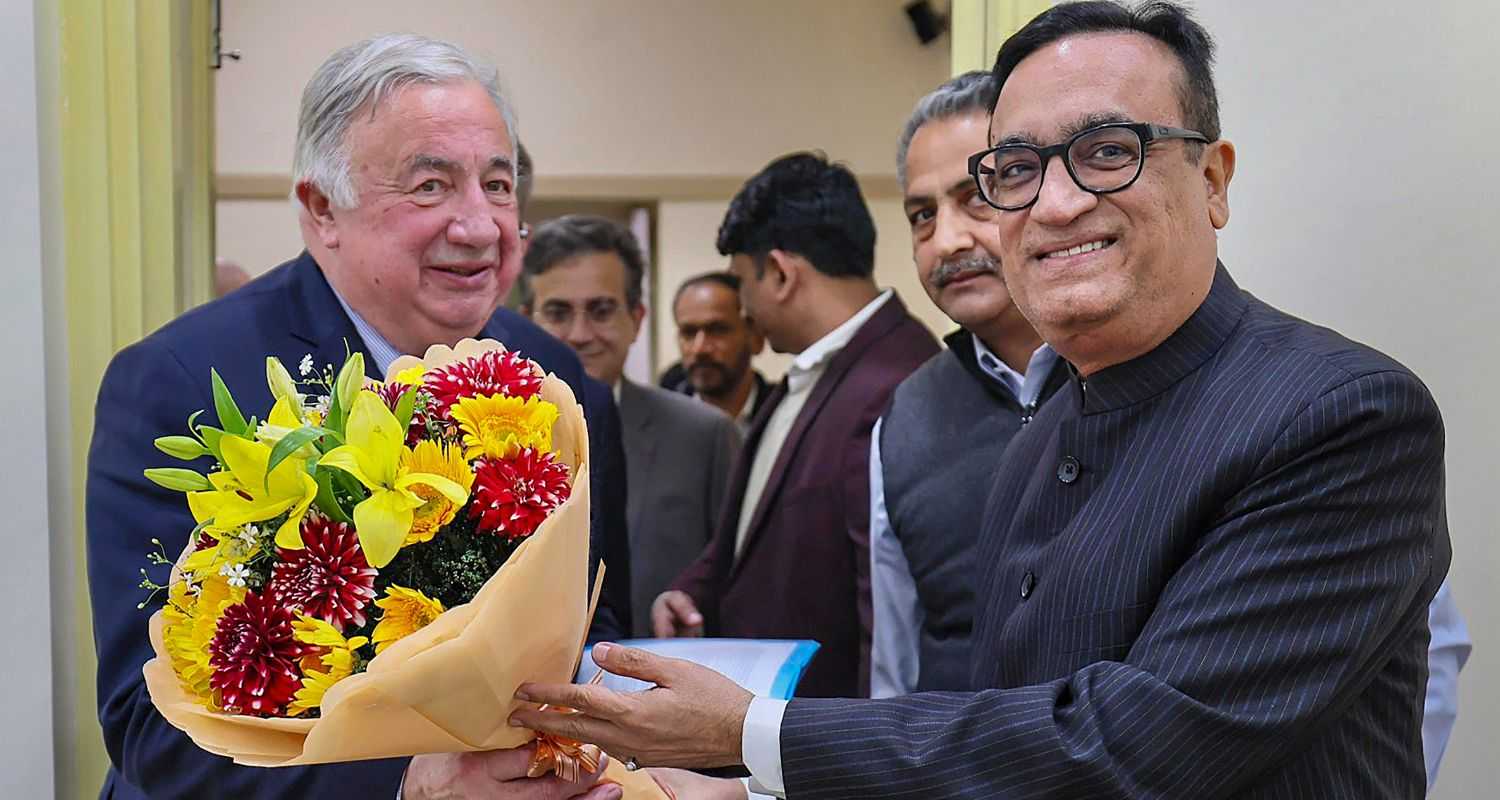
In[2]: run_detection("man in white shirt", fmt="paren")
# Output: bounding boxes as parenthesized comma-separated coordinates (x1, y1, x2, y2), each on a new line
(650, 152, 939, 700)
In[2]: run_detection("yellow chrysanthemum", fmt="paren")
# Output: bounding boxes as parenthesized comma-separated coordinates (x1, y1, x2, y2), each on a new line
(370, 585, 445, 654)
(162, 574, 246, 704)
(400, 441, 476, 546)
(449, 394, 558, 460)
(287, 616, 369, 716)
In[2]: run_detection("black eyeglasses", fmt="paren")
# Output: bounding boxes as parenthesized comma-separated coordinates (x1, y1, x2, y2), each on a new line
(969, 122, 1210, 211)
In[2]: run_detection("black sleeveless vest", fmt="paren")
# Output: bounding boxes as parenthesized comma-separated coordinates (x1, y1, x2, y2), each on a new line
(879, 330, 1066, 691)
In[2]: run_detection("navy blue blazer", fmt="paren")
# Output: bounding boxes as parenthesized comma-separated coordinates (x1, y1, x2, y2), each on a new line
(780, 266, 1449, 798)
(85, 252, 631, 799)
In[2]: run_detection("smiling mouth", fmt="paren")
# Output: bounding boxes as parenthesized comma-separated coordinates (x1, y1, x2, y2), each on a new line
(1042, 239, 1116, 260)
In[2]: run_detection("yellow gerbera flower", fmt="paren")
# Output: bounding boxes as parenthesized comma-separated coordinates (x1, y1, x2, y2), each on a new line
(449, 394, 559, 461)
(401, 441, 476, 546)
(287, 616, 369, 716)
(162, 574, 246, 704)
(370, 585, 445, 654)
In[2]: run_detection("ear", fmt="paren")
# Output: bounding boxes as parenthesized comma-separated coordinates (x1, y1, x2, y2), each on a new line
(748, 325, 766, 355)
(295, 180, 342, 250)
(629, 303, 647, 337)
(764, 249, 800, 304)
(1202, 139, 1235, 230)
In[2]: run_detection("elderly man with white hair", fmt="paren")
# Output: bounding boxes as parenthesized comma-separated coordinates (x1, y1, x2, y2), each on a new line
(85, 34, 630, 800)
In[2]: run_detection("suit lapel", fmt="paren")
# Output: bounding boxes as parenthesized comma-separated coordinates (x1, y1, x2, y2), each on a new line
(282, 252, 376, 380)
(617, 380, 658, 477)
(730, 295, 912, 575)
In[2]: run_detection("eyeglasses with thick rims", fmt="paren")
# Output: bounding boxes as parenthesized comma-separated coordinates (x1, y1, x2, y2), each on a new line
(968, 122, 1210, 211)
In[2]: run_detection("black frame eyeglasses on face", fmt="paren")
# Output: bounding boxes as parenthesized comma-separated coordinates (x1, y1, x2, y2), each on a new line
(968, 122, 1210, 211)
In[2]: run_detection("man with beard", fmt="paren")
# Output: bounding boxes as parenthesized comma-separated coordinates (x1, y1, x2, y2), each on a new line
(869, 71, 1067, 699)
(672, 272, 771, 432)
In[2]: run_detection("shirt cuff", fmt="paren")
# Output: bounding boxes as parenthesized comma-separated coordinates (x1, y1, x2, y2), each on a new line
(741, 696, 789, 797)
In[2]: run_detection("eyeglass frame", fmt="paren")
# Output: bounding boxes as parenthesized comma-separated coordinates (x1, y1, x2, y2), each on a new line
(968, 122, 1211, 212)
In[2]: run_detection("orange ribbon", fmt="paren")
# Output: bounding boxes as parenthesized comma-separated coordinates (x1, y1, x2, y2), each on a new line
(526, 671, 605, 783)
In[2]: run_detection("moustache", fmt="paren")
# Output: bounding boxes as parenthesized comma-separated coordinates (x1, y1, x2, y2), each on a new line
(929, 252, 999, 289)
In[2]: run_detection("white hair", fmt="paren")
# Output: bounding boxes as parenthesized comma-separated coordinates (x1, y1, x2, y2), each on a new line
(896, 70, 997, 192)
(292, 34, 518, 208)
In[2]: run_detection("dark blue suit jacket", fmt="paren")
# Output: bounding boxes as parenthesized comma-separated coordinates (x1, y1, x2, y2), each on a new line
(781, 266, 1449, 798)
(85, 252, 631, 799)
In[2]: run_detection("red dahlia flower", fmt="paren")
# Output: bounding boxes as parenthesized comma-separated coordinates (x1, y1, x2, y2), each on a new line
(468, 448, 571, 540)
(425, 350, 544, 421)
(208, 589, 309, 716)
(269, 512, 378, 630)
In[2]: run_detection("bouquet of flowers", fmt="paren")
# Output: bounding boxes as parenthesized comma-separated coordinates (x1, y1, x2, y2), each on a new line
(138, 339, 663, 796)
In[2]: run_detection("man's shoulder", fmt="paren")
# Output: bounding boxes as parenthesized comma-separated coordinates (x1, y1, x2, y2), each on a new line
(1233, 294, 1426, 394)
(110, 258, 307, 391)
(630, 380, 734, 433)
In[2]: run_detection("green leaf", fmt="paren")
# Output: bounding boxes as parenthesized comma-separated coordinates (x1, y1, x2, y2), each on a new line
(264, 426, 333, 490)
(394, 384, 419, 432)
(154, 435, 209, 461)
(313, 468, 353, 524)
(197, 425, 225, 463)
(210, 369, 248, 436)
(144, 468, 213, 492)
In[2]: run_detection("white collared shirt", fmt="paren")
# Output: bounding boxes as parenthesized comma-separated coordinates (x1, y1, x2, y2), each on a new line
(732, 289, 894, 559)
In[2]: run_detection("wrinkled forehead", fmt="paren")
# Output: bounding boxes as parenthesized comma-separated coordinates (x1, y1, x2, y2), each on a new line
(990, 32, 1186, 146)
(351, 80, 515, 172)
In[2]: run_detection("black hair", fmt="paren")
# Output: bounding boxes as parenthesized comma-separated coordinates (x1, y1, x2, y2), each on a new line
(519, 214, 645, 308)
(991, 1, 1220, 153)
(715, 152, 876, 279)
(672, 272, 742, 313)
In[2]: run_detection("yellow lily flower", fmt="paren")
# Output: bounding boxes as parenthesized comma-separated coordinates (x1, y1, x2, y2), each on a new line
(318, 391, 470, 568)
(185, 435, 318, 550)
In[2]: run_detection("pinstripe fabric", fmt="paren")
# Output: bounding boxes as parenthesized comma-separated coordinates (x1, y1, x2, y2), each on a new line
(780, 265, 1448, 799)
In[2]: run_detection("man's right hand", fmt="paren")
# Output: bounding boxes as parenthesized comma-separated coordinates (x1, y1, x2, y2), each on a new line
(651, 591, 704, 638)
(403, 746, 621, 800)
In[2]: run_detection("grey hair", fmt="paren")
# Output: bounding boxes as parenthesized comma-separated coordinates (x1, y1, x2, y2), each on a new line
(293, 34, 518, 208)
(895, 70, 998, 191)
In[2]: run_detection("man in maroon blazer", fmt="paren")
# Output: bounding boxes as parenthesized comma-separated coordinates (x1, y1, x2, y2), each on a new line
(651, 152, 940, 698)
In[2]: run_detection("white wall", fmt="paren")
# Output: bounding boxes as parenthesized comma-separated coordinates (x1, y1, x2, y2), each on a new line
(1, 0, 55, 795)
(1194, 2, 1499, 796)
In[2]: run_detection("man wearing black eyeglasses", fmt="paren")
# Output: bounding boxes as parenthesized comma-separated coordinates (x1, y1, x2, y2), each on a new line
(512, 4, 1450, 798)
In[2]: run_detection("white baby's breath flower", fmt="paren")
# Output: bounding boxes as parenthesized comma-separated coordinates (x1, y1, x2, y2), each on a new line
(237, 525, 261, 549)
(219, 562, 251, 589)
(299, 353, 315, 377)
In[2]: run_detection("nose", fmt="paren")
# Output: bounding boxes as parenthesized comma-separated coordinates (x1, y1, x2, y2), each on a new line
(931, 205, 976, 260)
(1028, 155, 1097, 227)
(445, 184, 502, 250)
(562, 313, 594, 346)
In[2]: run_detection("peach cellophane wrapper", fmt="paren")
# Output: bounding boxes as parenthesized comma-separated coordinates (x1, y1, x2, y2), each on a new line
(142, 339, 666, 798)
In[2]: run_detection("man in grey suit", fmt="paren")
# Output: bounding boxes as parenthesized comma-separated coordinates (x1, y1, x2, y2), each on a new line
(522, 215, 741, 637)
(514, 3, 1450, 798)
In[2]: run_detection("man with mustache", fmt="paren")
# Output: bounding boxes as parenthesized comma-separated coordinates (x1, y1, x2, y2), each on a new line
(868, 70, 1067, 700)
(672, 272, 771, 433)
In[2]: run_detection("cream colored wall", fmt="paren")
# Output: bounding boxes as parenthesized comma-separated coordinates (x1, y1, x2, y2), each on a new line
(1195, 2, 1497, 797)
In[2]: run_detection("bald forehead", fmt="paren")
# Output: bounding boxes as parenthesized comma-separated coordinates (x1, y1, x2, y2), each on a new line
(990, 31, 1188, 145)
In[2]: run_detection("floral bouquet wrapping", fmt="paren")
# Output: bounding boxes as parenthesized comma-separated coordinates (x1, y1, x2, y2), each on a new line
(138, 339, 664, 797)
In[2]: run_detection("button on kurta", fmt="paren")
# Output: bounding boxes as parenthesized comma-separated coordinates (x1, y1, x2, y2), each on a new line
(1057, 456, 1080, 484)
(1020, 570, 1037, 599)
